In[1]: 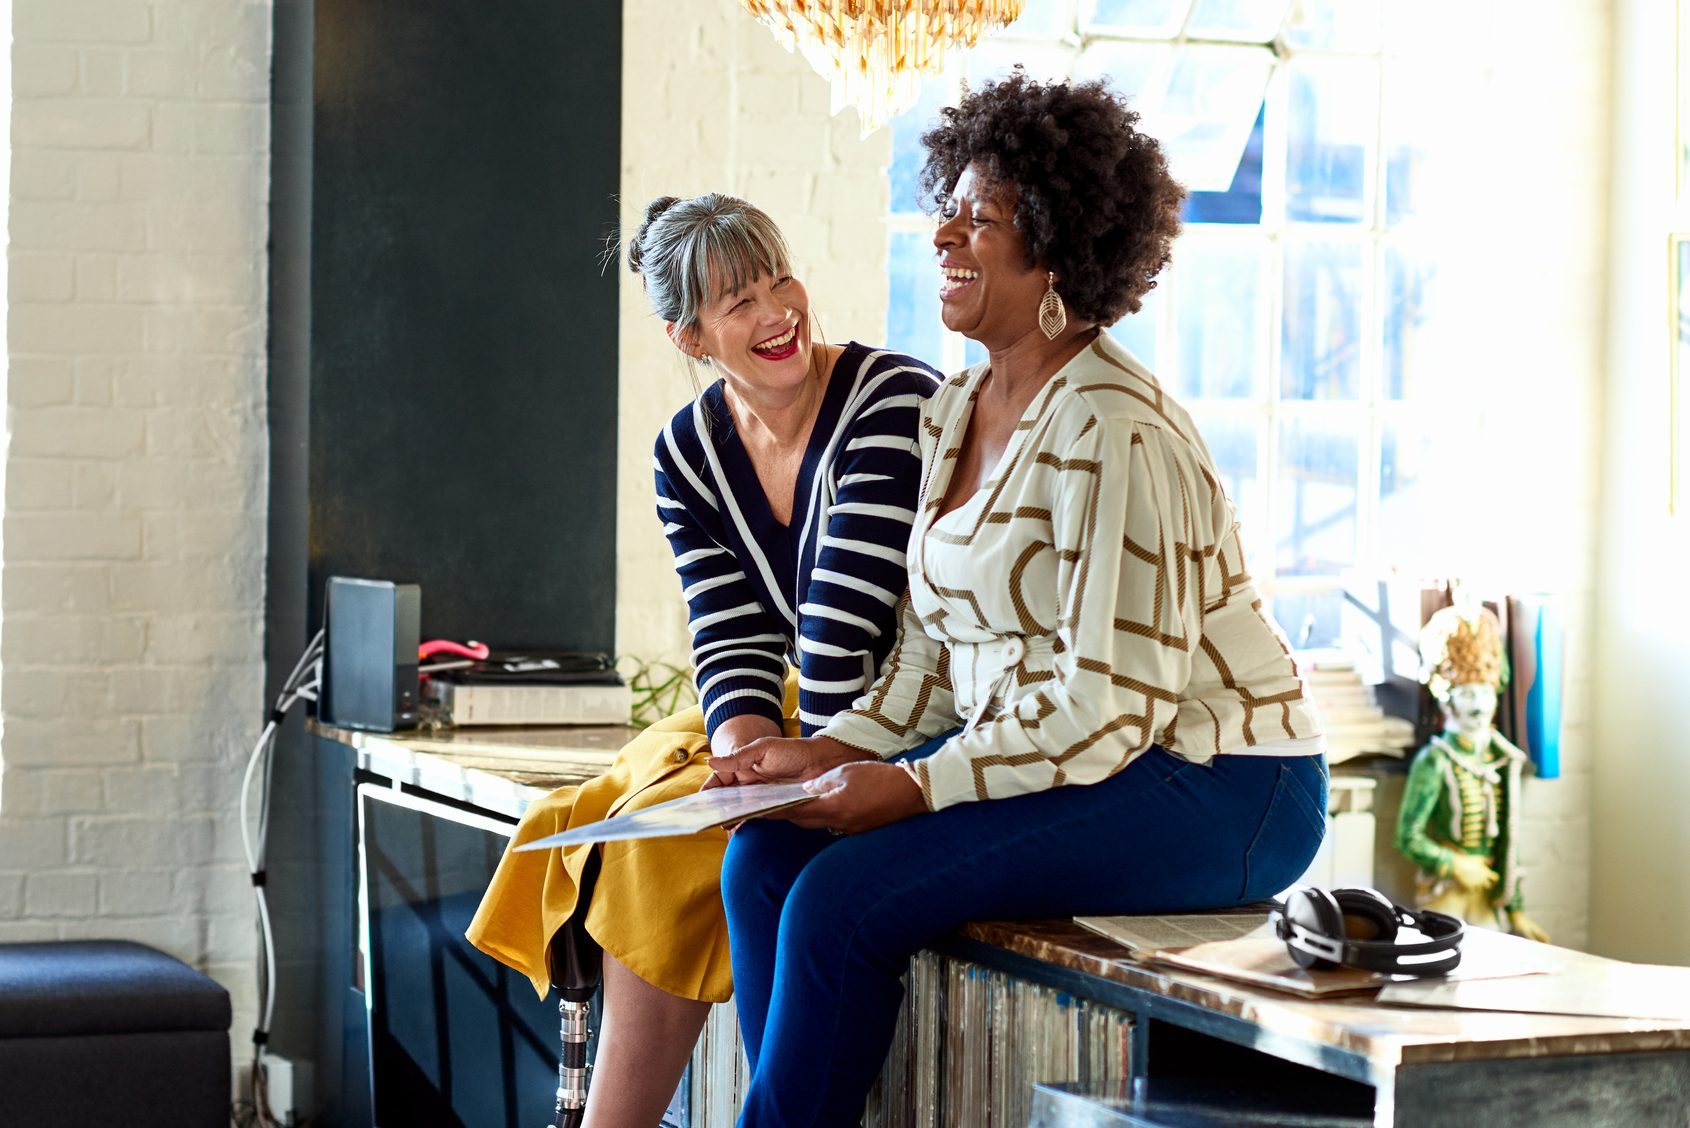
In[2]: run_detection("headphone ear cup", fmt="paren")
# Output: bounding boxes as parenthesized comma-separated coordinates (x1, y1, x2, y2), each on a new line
(1283, 886, 1345, 970)
(1331, 888, 1401, 945)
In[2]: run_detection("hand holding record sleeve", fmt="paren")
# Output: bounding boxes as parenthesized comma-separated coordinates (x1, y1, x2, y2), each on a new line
(704, 733, 876, 789)
(513, 782, 817, 850)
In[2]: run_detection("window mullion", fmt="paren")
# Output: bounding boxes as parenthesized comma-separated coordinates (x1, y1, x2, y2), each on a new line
(1356, 44, 1389, 573)
(1260, 59, 1289, 593)
(1259, 55, 1290, 234)
(1357, 236, 1385, 572)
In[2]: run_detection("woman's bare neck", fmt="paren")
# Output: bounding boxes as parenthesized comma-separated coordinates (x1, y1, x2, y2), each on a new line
(981, 325, 1098, 404)
(723, 343, 840, 451)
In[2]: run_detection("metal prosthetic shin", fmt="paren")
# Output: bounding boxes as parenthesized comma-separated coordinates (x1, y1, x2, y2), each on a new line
(547, 851, 603, 1128)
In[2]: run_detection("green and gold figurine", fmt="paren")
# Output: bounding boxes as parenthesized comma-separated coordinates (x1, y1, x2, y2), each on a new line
(1394, 592, 1549, 942)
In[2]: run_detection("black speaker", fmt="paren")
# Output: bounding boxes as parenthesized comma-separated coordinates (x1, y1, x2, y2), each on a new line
(320, 577, 421, 732)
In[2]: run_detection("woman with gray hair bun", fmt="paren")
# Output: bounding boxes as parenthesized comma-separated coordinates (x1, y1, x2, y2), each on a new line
(468, 192, 941, 1128)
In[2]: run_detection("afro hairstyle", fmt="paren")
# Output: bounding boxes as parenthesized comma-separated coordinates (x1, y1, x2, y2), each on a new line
(918, 68, 1187, 325)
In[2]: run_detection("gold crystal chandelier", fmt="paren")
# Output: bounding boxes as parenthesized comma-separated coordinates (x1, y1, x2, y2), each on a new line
(740, 0, 1025, 135)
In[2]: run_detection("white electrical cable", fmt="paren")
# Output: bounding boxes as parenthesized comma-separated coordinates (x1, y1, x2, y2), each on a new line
(241, 629, 325, 1128)
(253, 639, 321, 856)
(257, 676, 316, 864)
(255, 872, 277, 1044)
(239, 722, 276, 871)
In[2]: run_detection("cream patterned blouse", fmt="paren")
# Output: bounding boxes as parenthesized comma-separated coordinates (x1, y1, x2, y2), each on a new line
(820, 332, 1322, 811)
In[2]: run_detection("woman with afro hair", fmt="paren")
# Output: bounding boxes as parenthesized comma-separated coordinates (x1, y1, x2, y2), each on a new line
(708, 70, 1327, 1125)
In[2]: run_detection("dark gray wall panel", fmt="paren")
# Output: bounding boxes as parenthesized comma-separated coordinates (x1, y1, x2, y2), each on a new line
(308, 0, 621, 650)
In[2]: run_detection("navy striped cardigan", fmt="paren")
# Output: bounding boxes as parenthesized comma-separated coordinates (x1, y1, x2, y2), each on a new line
(653, 342, 941, 736)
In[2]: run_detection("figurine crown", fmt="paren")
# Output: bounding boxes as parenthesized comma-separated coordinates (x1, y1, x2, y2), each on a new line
(1418, 602, 1506, 701)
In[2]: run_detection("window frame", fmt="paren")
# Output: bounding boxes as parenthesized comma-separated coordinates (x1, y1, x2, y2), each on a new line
(885, 7, 1444, 646)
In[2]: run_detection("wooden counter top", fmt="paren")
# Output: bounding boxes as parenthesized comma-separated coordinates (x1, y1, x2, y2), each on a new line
(953, 918, 1690, 1076)
(309, 718, 639, 820)
(311, 717, 1690, 1092)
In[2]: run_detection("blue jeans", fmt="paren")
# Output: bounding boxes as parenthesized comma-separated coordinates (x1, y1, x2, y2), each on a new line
(721, 741, 1327, 1127)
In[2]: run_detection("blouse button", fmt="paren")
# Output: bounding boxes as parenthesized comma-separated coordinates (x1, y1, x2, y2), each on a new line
(1002, 637, 1026, 664)
(672, 749, 691, 764)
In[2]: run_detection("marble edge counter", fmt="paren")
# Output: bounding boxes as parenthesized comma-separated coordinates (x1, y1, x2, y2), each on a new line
(957, 920, 1690, 1071)
(306, 720, 1690, 1073)
(308, 718, 636, 822)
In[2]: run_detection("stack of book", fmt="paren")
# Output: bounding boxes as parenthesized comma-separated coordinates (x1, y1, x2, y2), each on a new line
(1296, 650, 1417, 764)
(422, 651, 631, 726)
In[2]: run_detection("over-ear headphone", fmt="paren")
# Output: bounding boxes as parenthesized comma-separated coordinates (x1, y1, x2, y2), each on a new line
(1273, 886, 1464, 977)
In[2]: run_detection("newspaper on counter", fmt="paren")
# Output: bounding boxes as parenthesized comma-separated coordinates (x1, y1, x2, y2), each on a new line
(1075, 911, 1565, 998)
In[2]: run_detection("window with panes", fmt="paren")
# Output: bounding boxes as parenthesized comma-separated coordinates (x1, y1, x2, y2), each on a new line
(886, 0, 1481, 647)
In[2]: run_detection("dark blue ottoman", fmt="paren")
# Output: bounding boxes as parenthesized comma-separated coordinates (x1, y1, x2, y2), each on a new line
(0, 940, 232, 1127)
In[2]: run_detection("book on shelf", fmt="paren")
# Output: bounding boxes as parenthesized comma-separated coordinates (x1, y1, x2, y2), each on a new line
(440, 649, 620, 684)
(862, 950, 1131, 1128)
(689, 948, 1134, 1128)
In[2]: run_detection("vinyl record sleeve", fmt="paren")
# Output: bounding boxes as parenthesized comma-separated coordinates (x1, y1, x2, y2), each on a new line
(513, 782, 816, 849)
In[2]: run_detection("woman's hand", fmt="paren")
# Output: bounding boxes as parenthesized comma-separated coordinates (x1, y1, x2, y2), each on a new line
(699, 715, 784, 789)
(775, 761, 929, 834)
(708, 714, 782, 761)
(705, 734, 871, 789)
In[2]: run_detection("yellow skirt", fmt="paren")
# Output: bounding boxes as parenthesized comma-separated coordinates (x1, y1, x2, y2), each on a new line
(466, 675, 799, 1003)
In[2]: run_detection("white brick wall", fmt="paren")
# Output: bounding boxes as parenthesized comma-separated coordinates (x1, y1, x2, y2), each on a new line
(2, 0, 272, 1065)
(1442, 0, 1608, 949)
(1592, 0, 1690, 965)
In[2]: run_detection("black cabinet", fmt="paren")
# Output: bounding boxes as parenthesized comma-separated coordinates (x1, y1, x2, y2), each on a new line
(358, 785, 587, 1128)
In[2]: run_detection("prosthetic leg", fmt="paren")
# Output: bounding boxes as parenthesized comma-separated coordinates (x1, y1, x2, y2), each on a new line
(546, 849, 604, 1128)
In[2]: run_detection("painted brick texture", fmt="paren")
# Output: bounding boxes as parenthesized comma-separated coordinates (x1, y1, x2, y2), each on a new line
(2, 0, 273, 1061)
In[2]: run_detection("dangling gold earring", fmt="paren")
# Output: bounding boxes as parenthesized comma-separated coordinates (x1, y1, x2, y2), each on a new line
(1039, 272, 1067, 340)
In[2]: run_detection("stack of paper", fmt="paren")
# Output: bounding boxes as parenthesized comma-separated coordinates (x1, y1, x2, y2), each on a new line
(1297, 651, 1417, 764)
(1074, 912, 1565, 998)
(1377, 951, 1690, 1020)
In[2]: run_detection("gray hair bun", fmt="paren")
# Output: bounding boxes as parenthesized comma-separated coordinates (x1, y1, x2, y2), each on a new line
(627, 196, 682, 275)
(625, 193, 792, 331)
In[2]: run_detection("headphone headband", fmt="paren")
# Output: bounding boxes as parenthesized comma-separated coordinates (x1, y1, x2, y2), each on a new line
(1274, 886, 1464, 978)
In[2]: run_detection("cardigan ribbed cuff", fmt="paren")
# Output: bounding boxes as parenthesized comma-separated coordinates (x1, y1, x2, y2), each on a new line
(702, 692, 785, 741)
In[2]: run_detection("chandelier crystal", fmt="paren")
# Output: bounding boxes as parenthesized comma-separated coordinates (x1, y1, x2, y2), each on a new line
(740, 0, 1026, 136)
